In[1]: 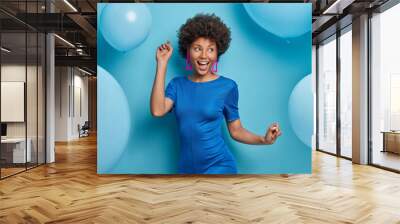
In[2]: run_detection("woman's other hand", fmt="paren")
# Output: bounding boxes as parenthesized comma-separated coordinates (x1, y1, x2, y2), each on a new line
(156, 41, 173, 65)
(264, 123, 282, 145)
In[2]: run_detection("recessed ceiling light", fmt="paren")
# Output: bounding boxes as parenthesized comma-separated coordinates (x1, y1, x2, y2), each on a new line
(1, 47, 11, 53)
(54, 34, 75, 48)
(78, 67, 93, 76)
(63, 0, 78, 12)
(322, 0, 354, 15)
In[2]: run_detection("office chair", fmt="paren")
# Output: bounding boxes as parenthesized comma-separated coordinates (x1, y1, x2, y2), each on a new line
(79, 121, 90, 138)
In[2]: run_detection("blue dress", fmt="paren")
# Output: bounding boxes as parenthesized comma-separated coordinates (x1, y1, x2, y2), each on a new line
(165, 75, 240, 174)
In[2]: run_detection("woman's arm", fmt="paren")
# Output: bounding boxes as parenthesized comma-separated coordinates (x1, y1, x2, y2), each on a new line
(227, 119, 281, 145)
(150, 42, 174, 117)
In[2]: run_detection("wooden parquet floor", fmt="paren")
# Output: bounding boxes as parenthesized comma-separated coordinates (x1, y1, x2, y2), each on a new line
(1, 134, 400, 224)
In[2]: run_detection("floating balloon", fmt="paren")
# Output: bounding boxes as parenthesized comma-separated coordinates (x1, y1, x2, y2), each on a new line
(243, 4, 311, 39)
(100, 4, 152, 52)
(97, 66, 131, 173)
(97, 3, 105, 27)
(97, 3, 105, 17)
(288, 75, 313, 147)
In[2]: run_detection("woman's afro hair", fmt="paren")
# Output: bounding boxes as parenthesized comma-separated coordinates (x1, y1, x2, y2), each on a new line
(177, 13, 231, 58)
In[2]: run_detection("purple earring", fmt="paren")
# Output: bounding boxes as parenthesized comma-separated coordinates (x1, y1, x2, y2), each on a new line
(185, 51, 192, 71)
(212, 61, 218, 73)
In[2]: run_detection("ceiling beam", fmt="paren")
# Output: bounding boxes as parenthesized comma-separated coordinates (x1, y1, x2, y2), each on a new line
(55, 55, 96, 68)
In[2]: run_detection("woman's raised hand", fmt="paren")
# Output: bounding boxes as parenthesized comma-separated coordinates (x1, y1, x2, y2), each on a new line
(264, 122, 282, 145)
(156, 41, 173, 65)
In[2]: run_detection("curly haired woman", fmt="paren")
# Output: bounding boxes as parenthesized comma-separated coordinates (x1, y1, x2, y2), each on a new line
(150, 13, 282, 174)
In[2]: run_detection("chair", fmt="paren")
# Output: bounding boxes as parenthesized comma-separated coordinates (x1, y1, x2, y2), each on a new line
(78, 121, 90, 138)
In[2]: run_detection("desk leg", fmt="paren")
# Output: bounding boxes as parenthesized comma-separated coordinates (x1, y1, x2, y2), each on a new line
(382, 133, 386, 153)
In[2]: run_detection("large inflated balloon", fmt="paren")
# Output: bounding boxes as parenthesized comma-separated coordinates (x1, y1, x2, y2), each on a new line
(288, 75, 313, 147)
(243, 4, 311, 39)
(97, 3, 105, 17)
(97, 3, 105, 26)
(100, 4, 151, 52)
(97, 66, 131, 173)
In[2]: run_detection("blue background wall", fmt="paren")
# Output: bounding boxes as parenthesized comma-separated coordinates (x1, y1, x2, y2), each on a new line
(97, 3, 312, 174)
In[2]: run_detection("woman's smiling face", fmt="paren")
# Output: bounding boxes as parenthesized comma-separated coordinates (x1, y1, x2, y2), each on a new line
(189, 37, 218, 76)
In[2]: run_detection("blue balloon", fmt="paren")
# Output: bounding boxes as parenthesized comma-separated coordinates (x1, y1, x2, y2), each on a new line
(243, 3, 311, 39)
(288, 75, 314, 147)
(98, 3, 106, 17)
(100, 4, 152, 52)
(97, 3, 105, 25)
(97, 66, 131, 173)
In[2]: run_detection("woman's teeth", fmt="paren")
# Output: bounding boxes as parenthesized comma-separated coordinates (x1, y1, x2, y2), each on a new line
(197, 61, 209, 65)
(197, 61, 209, 71)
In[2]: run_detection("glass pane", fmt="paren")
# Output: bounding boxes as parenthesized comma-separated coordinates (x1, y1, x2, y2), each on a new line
(1, 31, 27, 177)
(340, 28, 352, 158)
(312, 46, 316, 151)
(318, 36, 337, 154)
(38, 33, 45, 165)
(0, 1, 46, 178)
(27, 31, 38, 169)
(371, 4, 400, 171)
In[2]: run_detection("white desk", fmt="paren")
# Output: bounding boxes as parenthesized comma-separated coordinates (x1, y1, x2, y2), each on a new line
(1, 138, 31, 163)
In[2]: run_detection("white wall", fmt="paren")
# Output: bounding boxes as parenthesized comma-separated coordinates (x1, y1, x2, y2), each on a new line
(55, 66, 69, 141)
(73, 73, 89, 138)
(1, 65, 40, 137)
(55, 67, 89, 141)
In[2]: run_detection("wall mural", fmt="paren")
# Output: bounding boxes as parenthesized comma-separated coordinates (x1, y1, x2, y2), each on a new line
(97, 3, 313, 174)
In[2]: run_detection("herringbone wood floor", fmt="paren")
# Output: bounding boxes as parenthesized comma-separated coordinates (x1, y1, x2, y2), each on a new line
(1, 134, 400, 224)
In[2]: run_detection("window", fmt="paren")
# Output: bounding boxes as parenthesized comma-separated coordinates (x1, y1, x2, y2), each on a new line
(318, 35, 337, 154)
(339, 27, 352, 158)
(371, 3, 400, 171)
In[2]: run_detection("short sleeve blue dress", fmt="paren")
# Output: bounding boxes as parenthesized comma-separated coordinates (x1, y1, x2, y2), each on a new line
(165, 75, 239, 174)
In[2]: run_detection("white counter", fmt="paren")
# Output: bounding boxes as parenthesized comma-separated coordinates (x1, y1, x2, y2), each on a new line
(1, 138, 32, 163)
